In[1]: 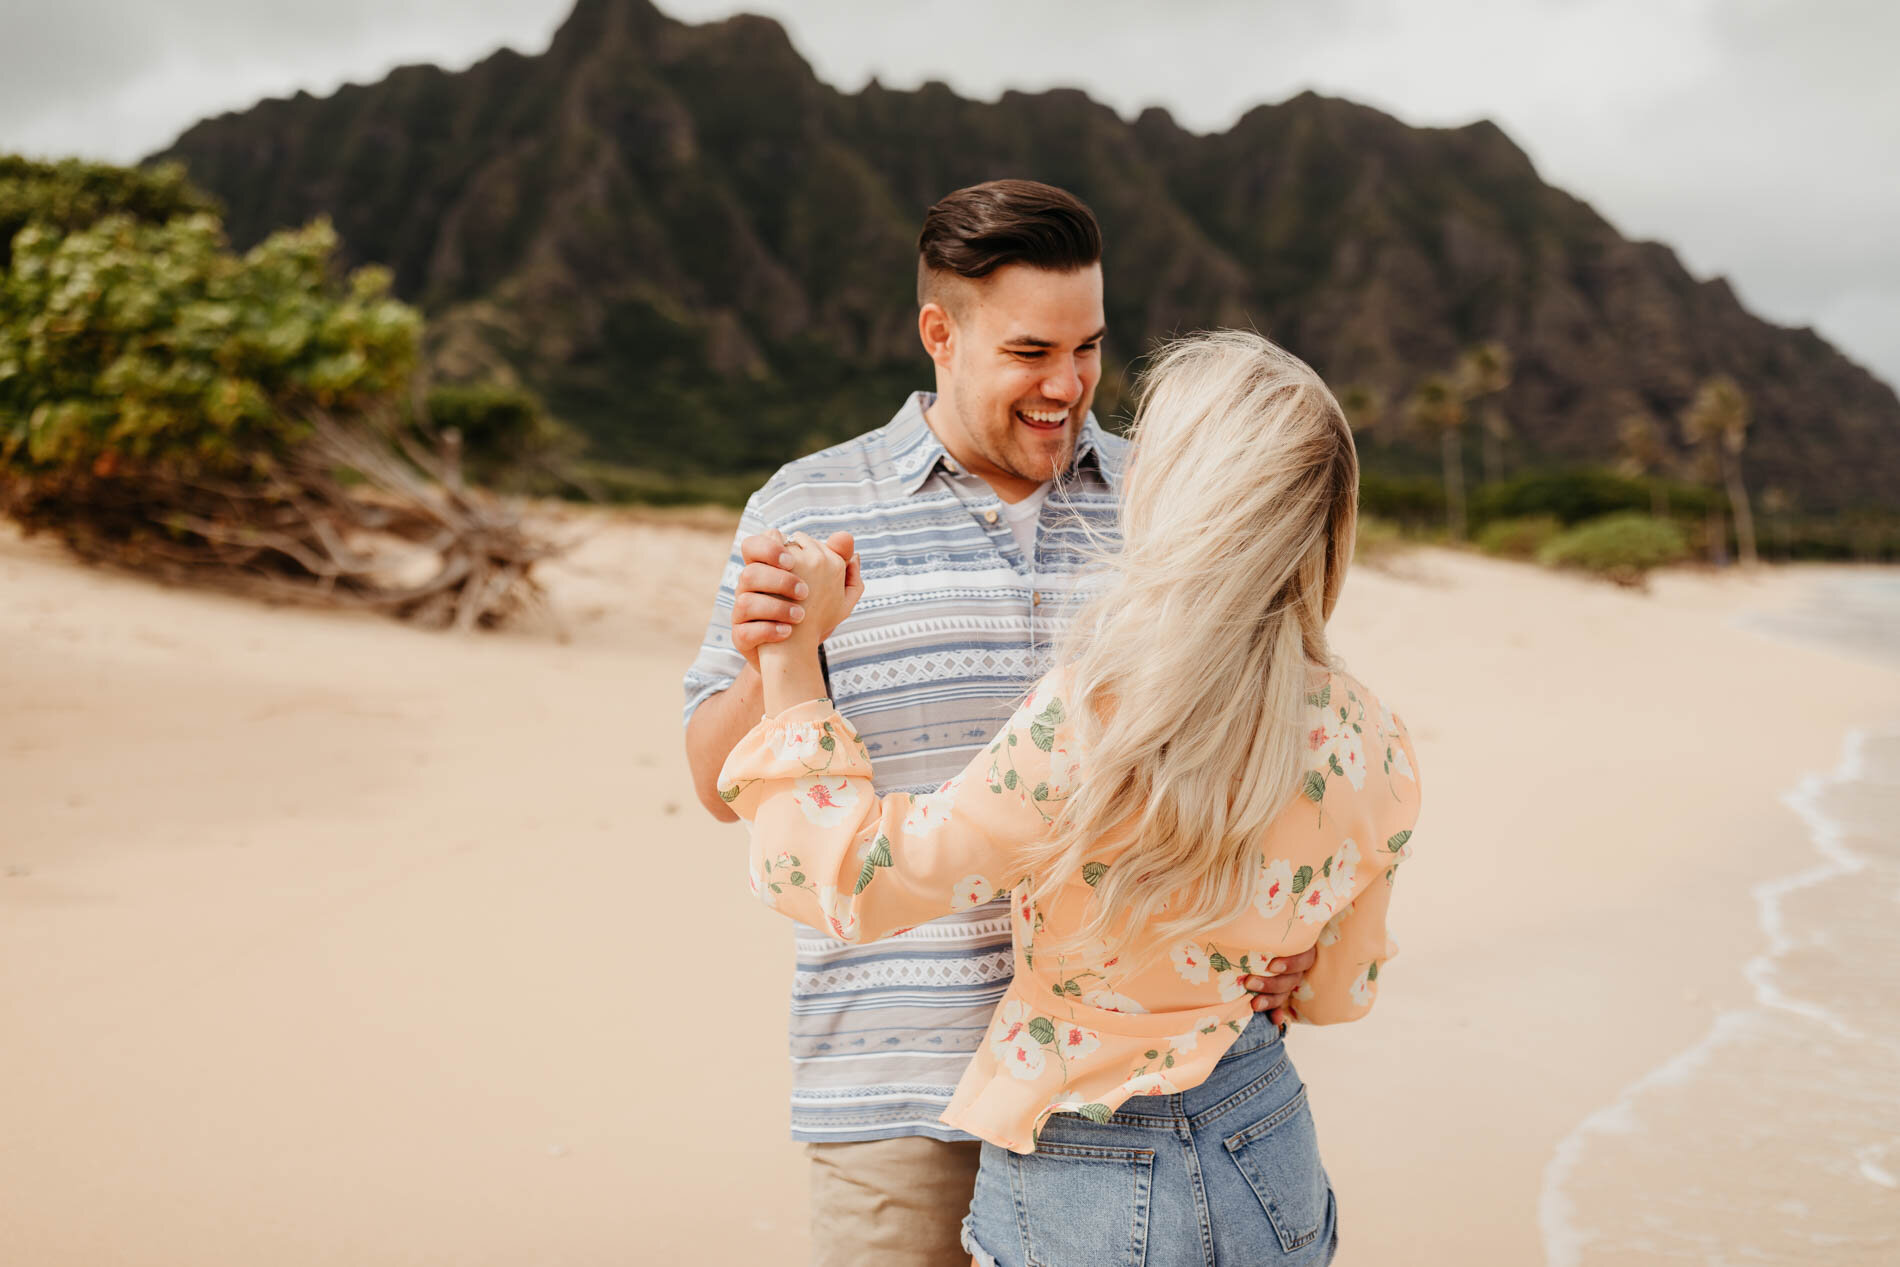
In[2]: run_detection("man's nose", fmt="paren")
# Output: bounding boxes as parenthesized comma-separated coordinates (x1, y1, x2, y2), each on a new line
(1042, 356, 1083, 404)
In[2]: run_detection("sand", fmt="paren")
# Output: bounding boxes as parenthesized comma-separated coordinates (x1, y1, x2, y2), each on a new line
(3, 511, 1897, 1266)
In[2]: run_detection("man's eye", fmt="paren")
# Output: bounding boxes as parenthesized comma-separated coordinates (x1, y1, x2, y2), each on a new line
(1011, 350, 1044, 360)
(1079, 343, 1101, 356)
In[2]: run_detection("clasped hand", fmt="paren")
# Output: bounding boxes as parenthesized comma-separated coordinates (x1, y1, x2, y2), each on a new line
(759, 532, 863, 660)
(743, 530, 1310, 1022)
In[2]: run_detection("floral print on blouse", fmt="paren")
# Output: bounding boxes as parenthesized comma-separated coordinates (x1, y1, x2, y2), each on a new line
(718, 666, 1421, 1155)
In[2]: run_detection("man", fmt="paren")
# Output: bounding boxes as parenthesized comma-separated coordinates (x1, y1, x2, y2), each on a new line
(683, 179, 1311, 1266)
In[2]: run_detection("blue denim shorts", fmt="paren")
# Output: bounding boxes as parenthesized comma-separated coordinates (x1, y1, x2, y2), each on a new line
(960, 1013, 1336, 1267)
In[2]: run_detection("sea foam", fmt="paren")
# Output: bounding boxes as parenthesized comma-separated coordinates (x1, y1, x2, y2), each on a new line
(1541, 574, 1900, 1266)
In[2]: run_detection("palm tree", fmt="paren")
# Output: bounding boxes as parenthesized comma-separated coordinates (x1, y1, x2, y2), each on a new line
(1761, 486, 1794, 560)
(1407, 374, 1468, 540)
(1457, 343, 1513, 485)
(1478, 407, 1513, 486)
(1683, 440, 1729, 566)
(1681, 376, 1758, 567)
(1616, 412, 1671, 517)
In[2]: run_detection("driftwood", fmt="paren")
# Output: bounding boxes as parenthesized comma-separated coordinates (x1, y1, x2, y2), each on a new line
(1, 410, 566, 630)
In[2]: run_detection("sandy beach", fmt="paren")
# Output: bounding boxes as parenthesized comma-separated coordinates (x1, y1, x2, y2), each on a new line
(4, 510, 1898, 1265)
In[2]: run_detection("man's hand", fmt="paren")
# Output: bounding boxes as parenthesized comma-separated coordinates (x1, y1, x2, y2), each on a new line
(732, 528, 856, 671)
(689, 527, 858, 821)
(1239, 945, 1317, 1028)
(772, 532, 864, 654)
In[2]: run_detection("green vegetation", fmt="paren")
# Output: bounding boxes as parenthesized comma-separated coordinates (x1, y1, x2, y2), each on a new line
(567, 461, 761, 508)
(1359, 471, 1446, 528)
(1367, 442, 1900, 570)
(1476, 515, 1562, 560)
(1353, 514, 1406, 562)
(0, 156, 216, 267)
(1680, 375, 1759, 567)
(1750, 510, 1900, 563)
(0, 156, 556, 626)
(1, 210, 416, 475)
(1615, 412, 1672, 517)
(1468, 469, 1710, 531)
(1404, 373, 1470, 541)
(1397, 341, 1513, 542)
(1366, 368, 1895, 569)
(1536, 512, 1689, 582)
(422, 381, 583, 493)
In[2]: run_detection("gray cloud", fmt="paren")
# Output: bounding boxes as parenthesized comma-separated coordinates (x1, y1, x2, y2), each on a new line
(0, 1, 571, 159)
(3, 0, 1895, 389)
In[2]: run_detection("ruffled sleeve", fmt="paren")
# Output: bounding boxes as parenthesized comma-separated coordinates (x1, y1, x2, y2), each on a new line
(1290, 694, 1421, 1025)
(717, 671, 1077, 943)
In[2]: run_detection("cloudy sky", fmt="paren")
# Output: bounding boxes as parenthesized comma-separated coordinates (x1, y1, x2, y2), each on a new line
(5, 0, 1897, 391)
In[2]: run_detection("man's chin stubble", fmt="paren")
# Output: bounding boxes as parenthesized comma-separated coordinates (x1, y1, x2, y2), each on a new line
(1004, 445, 1072, 484)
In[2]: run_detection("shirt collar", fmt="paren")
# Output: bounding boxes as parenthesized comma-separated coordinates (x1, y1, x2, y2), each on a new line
(889, 391, 1121, 496)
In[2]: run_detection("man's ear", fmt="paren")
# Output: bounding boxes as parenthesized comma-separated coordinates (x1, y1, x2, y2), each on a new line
(918, 301, 956, 369)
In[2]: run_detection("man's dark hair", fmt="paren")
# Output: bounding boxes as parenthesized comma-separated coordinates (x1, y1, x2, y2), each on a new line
(916, 179, 1103, 307)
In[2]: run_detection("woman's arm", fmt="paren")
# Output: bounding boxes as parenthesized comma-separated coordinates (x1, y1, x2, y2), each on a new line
(1287, 852, 1403, 1024)
(756, 532, 858, 715)
(759, 648, 829, 720)
(719, 671, 1075, 944)
(1288, 707, 1420, 1024)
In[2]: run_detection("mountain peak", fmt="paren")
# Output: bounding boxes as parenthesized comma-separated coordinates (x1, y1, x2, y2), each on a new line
(548, 0, 672, 57)
(151, 0, 1900, 509)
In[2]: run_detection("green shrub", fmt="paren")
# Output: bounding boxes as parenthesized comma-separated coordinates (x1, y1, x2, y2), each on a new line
(422, 380, 583, 490)
(0, 156, 216, 269)
(1476, 514, 1562, 559)
(426, 382, 541, 454)
(1359, 471, 1445, 527)
(1470, 469, 1651, 529)
(1762, 513, 1900, 562)
(0, 157, 556, 631)
(569, 461, 763, 508)
(1354, 514, 1406, 560)
(0, 209, 417, 476)
(1537, 512, 1688, 580)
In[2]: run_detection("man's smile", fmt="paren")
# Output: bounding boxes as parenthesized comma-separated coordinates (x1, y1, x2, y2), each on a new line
(1015, 405, 1071, 431)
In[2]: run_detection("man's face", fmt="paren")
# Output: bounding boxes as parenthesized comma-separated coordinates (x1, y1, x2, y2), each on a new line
(927, 262, 1105, 494)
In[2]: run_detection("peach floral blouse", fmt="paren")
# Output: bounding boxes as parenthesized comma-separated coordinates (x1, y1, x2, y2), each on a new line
(719, 666, 1421, 1154)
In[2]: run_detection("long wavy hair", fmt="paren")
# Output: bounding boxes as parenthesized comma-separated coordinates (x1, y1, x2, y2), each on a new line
(1023, 329, 1360, 966)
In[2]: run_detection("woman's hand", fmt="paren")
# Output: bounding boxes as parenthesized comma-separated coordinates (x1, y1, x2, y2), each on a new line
(771, 532, 862, 653)
(756, 533, 860, 714)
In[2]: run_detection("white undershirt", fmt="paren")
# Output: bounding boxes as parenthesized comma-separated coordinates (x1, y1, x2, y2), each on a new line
(999, 482, 1051, 560)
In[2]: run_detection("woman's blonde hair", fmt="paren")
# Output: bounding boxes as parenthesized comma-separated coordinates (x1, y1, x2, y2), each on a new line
(1024, 329, 1359, 965)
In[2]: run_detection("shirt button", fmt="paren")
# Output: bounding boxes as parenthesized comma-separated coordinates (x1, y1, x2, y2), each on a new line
(984, 509, 999, 525)
(1032, 591, 1042, 606)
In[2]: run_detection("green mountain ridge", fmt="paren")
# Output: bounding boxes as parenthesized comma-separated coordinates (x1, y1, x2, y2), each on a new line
(154, 0, 1900, 510)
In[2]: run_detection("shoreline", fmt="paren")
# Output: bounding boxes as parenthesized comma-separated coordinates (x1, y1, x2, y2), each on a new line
(1535, 561, 1900, 1266)
(1294, 552, 1900, 1267)
(1538, 720, 1900, 1265)
(3, 517, 1898, 1265)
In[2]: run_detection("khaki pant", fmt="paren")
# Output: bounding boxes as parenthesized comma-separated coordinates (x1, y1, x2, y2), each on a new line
(807, 1136, 983, 1267)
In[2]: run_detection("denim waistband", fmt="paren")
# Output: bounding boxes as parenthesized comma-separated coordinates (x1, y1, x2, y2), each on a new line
(1060, 1011, 1290, 1133)
(1217, 1010, 1284, 1064)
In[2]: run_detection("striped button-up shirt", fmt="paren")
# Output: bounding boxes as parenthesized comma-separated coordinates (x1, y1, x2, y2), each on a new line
(683, 391, 1126, 1142)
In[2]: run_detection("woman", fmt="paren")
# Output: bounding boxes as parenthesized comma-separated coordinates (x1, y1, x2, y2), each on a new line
(719, 330, 1421, 1265)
